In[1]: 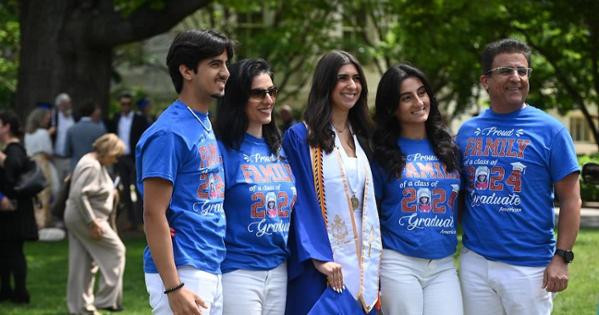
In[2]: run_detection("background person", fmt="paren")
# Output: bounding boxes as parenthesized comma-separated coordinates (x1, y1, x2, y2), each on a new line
(52, 93, 76, 185)
(25, 107, 60, 229)
(65, 101, 107, 171)
(137, 97, 156, 125)
(64, 133, 126, 314)
(0, 111, 38, 304)
(215, 58, 296, 315)
(278, 104, 296, 134)
(283, 50, 382, 314)
(372, 64, 463, 315)
(456, 38, 581, 315)
(108, 92, 149, 231)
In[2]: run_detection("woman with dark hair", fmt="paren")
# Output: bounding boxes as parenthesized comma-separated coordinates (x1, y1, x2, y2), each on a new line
(0, 111, 37, 304)
(215, 58, 296, 315)
(283, 50, 382, 314)
(372, 64, 463, 315)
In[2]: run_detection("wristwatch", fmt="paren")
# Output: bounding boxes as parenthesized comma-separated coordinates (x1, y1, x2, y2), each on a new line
(555, 248, 574, 263)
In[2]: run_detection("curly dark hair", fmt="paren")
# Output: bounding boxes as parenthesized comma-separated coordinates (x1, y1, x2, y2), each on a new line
(215, 58, 281, 155)
(373, 64, 460, 179)
(304, 50, 372, 153)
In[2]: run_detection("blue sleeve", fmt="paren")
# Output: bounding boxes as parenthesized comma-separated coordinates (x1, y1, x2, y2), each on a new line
(139, 130, 185, 186)
(282, 125, 333, 280)
(0, 192, 4, 200)
(550, 128, 580, 182)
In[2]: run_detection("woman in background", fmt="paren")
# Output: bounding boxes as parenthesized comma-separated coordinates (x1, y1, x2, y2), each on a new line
(25, 107, 60, 229)
(283, 50, 381, 314)
(215, 58, 296, 315)
(372, 64, 463, 315)
(0, 111, 37, 304)
(64, 133, 126, 314)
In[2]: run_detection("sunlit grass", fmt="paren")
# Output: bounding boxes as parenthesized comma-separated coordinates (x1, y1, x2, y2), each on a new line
(0, 230, 597, 314)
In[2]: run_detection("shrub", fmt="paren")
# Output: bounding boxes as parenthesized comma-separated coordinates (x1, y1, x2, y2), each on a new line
(578, 153, 599, 203)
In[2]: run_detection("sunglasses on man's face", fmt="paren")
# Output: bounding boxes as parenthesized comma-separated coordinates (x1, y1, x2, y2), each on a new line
(249, 86, 278, 100)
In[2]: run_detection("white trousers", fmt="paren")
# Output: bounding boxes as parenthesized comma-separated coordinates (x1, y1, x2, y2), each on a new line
(145, 266, 223, 315)
(222, 262, 287, 315)
(380, 249, 463, 315)
(459, 248, 553, 315)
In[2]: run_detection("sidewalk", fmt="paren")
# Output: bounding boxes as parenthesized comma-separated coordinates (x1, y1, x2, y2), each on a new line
(555, 207, 599, 228)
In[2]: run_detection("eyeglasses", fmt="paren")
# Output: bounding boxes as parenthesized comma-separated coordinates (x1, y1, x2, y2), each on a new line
(249, 86, 278, 100)
(486, 66, 532, 77)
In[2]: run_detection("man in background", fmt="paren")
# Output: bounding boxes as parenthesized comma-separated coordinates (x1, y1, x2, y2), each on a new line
(109, 92, 149, 231)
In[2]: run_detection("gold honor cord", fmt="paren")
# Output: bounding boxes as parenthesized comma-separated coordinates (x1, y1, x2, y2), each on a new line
(310, 145, 328, 225)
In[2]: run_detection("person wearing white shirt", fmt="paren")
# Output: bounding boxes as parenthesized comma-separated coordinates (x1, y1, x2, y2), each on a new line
(109, 93, 149, 231)
(25, 107, 60, 228)
(52, 93, 75, 184)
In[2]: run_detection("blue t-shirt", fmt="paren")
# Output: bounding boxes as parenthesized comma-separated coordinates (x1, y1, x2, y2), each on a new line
(136, 100, 226, 274)
(372, 138, 460, 259)
(218, 134, 296, 273)
(456, 105, 579, 267)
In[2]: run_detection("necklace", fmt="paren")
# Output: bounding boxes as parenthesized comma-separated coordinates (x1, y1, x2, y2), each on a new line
(335, 126, 348, 134)
(333, 123, 349, 134)
(186, 105, 212, 132)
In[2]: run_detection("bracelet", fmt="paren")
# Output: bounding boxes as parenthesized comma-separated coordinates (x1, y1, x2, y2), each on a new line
(163, 282, 184, 294)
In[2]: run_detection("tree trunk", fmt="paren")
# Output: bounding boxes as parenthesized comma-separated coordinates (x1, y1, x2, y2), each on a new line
(16, 0, 113, 118)
(15, 0, 210, 120)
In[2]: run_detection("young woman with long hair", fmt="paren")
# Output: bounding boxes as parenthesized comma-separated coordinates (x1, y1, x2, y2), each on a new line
(372, 64, 463, 315)
(215, 58, 296, 315)
(283, 50, 382, 314)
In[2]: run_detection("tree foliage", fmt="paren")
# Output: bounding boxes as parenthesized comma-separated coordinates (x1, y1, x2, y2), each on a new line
(504, 0, 599, 148)
(177, 0, 340, 104)
(0, 0, 19, 108)
(14, 0, 211, 119)
(5, 0, 599, 149)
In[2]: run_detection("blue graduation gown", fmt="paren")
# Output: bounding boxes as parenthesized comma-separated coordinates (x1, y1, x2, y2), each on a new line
(283, 123, 375, 315)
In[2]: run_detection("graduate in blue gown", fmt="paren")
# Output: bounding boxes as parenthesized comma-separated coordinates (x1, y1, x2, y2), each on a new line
(283, 50, 382, 315)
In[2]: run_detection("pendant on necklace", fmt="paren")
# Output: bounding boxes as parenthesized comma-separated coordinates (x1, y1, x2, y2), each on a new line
(351, 195, 359, 211)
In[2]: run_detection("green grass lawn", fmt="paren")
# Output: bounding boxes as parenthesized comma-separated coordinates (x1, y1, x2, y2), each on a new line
(0, 230, 598, 314)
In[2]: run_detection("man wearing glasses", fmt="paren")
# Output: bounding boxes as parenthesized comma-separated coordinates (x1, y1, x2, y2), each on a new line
(456, 38, 581, 315)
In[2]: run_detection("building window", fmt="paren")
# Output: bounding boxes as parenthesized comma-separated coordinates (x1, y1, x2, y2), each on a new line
(235, 9, 265, 40)
(570, 117, 593, 142)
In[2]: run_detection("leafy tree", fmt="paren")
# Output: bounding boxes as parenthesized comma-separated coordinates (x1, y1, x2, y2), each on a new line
(504, 0, 599, 149)
(178, 0, 339, 104)
(339, 0, 511, 119)
(0, 1, 19, 108)
(15, 0, 211, 118)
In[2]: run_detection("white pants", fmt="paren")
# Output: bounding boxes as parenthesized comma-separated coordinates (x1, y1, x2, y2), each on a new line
(380, 249, 463, 315)
(145, 266, 223, 315)
(222, 262, 287, 315)
(459, 248, 553, 315)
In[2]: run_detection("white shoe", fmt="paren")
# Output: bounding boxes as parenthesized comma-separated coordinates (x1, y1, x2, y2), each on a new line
(38, 227, 66, 241)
